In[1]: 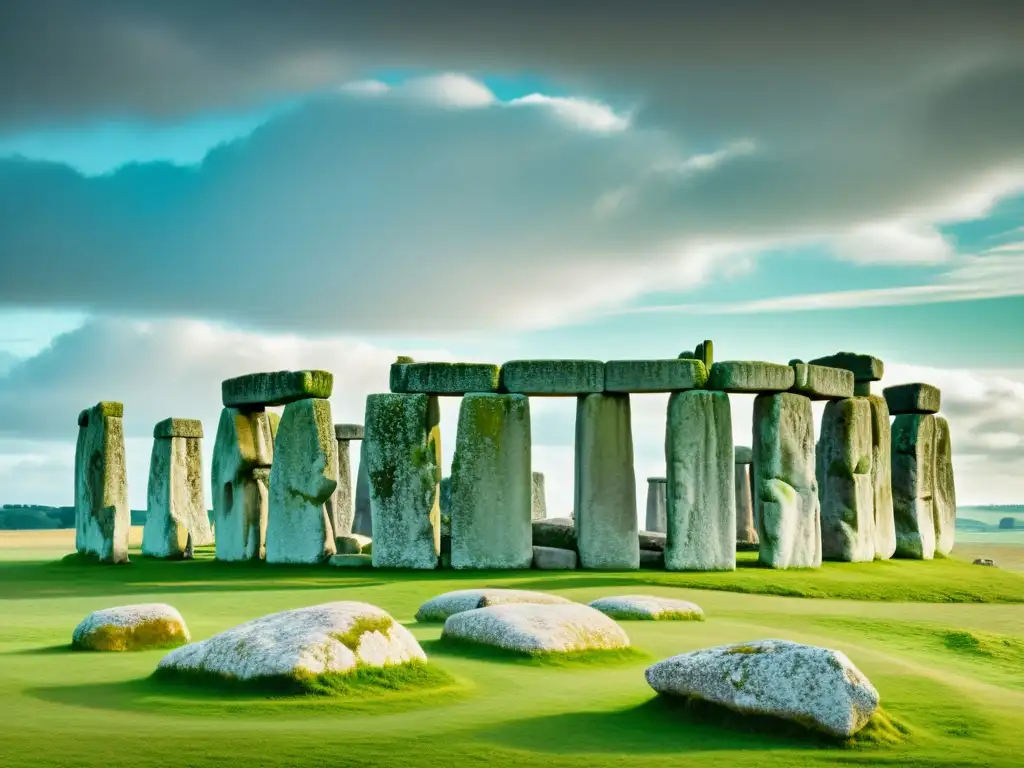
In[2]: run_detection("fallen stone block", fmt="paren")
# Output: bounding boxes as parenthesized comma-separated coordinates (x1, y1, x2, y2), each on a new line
(645, 639, 879, 738)
(393, 362, 501, 395)
(892, 414, 937, 559)
(645, 477, 667, 533)
(441, 603, 630, 654)
(868, 395, 896, 559)
(884, 383, 941, 415)
(72, 604, 189, 651)
(153, 418, 204, 439)
(335, 423, 364, 440)
(532, 546, 578, 569)
(807, 352, 884, 383)
(604, 358, 708, 393)
(708, 361, 795, 393)
(790, 363, 854, 401)
(328, 554, 373, 568)
(221, 369, 333, 409)
(589, 595, 704, 621)
(500, 359, 605, 395)
(933, 416, 956, 556)
(818, 398, 875, 562)
(415, 588, 572, 622)
(532, 517, 577, 551)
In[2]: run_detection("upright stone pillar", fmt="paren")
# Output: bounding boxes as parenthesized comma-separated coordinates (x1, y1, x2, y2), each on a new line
(574, 393, 639, 569)
(327, 424, 364, 539)
(365, 393, 441, 569)
(817, 398, 875, 562)
(450, 394, 533, 569)
(531, 471, 548, 520)
(891, 414, 937, 559)
(645, 477, 667, 533)
(734, 447, 758, 550)
(143, 418, 210, 559)
(867, 395, 896, 559)
(933, 416, 956, 556)
(665, 390, 735, 571)
(753, 393, 821, 569)
(352, 439, 372, 536)
(266, 399, 338, 564)
(76, 402, 130, 564)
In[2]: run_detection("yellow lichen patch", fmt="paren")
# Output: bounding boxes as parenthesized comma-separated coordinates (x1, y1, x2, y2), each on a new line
(333, 615, 394, 652)
(74, 618, 189, 652)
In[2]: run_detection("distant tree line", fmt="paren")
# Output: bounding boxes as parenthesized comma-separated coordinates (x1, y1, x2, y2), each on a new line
(0, 505, 149, 530)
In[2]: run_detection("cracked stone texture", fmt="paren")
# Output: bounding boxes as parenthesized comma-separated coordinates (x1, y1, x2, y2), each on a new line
(393, 362, 501, 395)
(884, 383, 941, 415)
(603, 358, 708, 393)
(892, 414, 937, 560)
(933, 416, 957, 556)
(143, 434, 211, 559)
(266, 398, 338, 564)
(645, 477, 667, 533)
(708, 361, 795, 394)
(753, 393, 821, 569)
(574, 394, 639, 570)
(817, 398, 875, 562)
(807, 352, 884, 383)
(352, 438, 372, 536)
(77, 402, 130, 564)
(500, 359, 605, 396)
(450, 394, 533, 569)
(665, 390, 735, 571)
(790, 363, 855, 401)
(364, 393, 441, 569)
(868, 395, 896, 560)
(221, 369, 333, 409)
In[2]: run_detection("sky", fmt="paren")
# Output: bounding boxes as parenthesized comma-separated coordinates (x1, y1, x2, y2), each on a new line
(0, 1, 1023, 517)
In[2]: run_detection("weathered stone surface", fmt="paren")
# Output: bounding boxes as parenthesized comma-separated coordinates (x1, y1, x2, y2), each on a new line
(753, 393, 821, 568)
(334, 535, 367, 555)
(450, 394, 533, 569)
(645, 639, 879, 738)
(892, 414, 937, 560)
(639, 530, 666, 551)
(335, 423, 364, 440)
(158, 602, 425, 680)
(867, 395, 896, 559)
(817, 398, 875, 562)
(665, 390, 735, 571)
(589, 596, 704, 621)
(143, 434, 211, 559)
(364, 393, 441, 569)
(73, 603, 189, 651)
(532, 546, 578, 569)
(211, 408, 275, 562)
(708, 361, 795, 394)
(500, 360, 605, 396)
(265, 399, 337, 564)
(222, 370, 333, 408)
(531, 471, 547, 520)
(808, 352, 884, 383)
(74, 420, 88, 552)
(790, 363, 855, 401)
(532, 517, 577, 551)
(734, 445, 753, 464)
(389, 357, 414, 393)
(645, 477, 667, 533)
(352, 439, 371, 536)
(884, 383, 941, 415)
(78, 401, 124, 423)
(327, 433, 355, 538)
(329, 554, 373, 568)
(696, 340, 714, 369)
(933, 416, 956, 556)
(604, 359, 708, 393)
(441, 603, 630, 654)
(415, 589, 572, 622)
(854, 381, 872, 396)
(735, 462, 758, 549)
(77, 402, 130, 564)
(639, 549, 665, 569)
(394, 362, 501, 395)
(153, 418, 204, 439)
(574, 394, 639, 569)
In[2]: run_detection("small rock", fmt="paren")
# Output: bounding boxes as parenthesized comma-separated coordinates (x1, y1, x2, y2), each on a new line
(589, 595, 704, 621)
(441, 603, 630, 654)
(415, 588, 572, 622)
(532, 546, 577, 570)
(72, 604, 189, 651)
(973, 558, 997, 567)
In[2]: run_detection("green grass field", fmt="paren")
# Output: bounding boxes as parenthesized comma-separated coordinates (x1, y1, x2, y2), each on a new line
(3, 529, 1024, 767)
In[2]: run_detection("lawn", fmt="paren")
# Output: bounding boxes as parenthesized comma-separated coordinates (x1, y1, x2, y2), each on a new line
(2, 530, 1023, 767)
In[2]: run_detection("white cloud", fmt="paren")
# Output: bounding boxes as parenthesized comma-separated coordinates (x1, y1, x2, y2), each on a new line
(397, 73, 497, 109)
(507, 93, 630, 132)
(831, 220, 956, 265)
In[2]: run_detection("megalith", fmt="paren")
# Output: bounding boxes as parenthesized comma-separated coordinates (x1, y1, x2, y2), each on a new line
(352, 438, 372, 536)
(891, 414, 937, 559)
(364, 393, 442, 569)
(531, 471, 548, 520)
(664, 390, 735, 571)
(867, 395, 896, 559)
(933, 416, 956, 556)
(265, 398, 338, 564)
(817, 398, 875, 562)
(76, 402, 130, 564)
(752, 393, 821, 569)
(574, 393, 639, 569)
(645, 477, 667, 533)
(142, 418, 210, 559)
(327, 424, 364, 539)
(450, 394, 533, 569)
(734, 447, 758, 550)
(211, 407, 276, 561)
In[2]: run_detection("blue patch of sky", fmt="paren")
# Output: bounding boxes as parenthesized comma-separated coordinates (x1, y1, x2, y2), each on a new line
(0, 310, 87, 360)
(940, 191, 1024, 249)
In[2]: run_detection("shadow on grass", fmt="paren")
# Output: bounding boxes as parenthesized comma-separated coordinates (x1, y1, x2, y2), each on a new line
(6, 644, 77, 656)
(421, 637, 650, 668)
(475, 696, 909, 754)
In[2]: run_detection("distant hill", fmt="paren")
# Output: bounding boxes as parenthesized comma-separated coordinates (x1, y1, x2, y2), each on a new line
(0, 505, 188, 530)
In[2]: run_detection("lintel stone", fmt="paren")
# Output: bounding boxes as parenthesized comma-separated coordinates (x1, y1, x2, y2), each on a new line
(708, 361, 795, 393)
(335, 423, 365, 440)
(393, 362, 501, 395)
(500, 360, 605, 396)
(153, 418, 204, 439)
(604, 358, 708, 393)
(789, 363, 855, 401)
(808, 352, 884, 382)
(884, 383, 941, 415)
(222, 370, 333, 408)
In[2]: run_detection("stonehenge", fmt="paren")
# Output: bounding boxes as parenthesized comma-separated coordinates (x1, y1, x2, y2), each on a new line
(72, 346, 956, 573)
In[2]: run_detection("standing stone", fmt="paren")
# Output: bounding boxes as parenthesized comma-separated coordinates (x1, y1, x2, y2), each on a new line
(142, 419, 209, 559)
(74, 413, 88, 553)
(817, 398, 875, 562)
(753, 393, 821, 569)
(892, 414, 937, 560)
(266, 399, 338, 564)
(574, 394, 639, 569)
(665, 390, 735, 571)
(327, 424, 364, 539)
(734, 448, 758, 550)
(645, 477, 668, 533)
(364, 393, 442, 569)
(933, 416, 956, 556)
(868, 395, 896, 560)
(352, 438, 372, 536)
(211, 407, 276, 561)
(76, 402, 130, 564)
(531, 471, 547, 520)
(450, 394, 533, 569)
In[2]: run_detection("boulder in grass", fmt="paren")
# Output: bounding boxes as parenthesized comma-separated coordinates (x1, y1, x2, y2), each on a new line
(415, 588, 572, 622)
(588, 595, 704, 621)
(157, 602, 424, 683)
(441, 603, 630, 654)
(645, 639, 879, 738)
(72, 604, 190, 651)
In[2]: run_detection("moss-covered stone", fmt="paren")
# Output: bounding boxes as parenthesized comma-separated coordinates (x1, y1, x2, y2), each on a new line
(500, 359, 605, 396)
(335, 423, 364, 440)
(790, 363, 854, 401)
(734, 445, 753, 464)
(604, 358, 708, 393)
(221, 370, 334, 408)
(143, 433, 211, 559)
(808, 352, 884, 383)
(708, 361, 795, 393)
(884, 383, 941, 415)
(867, 395, 895, 560)
(695, 339, 714, 368)
(153, 418, 204, 439)
(393, 362, 501, 395)
(76, 402, 130, 564)
(892, 414, 937, 560)
(817, 398, 874, 562)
